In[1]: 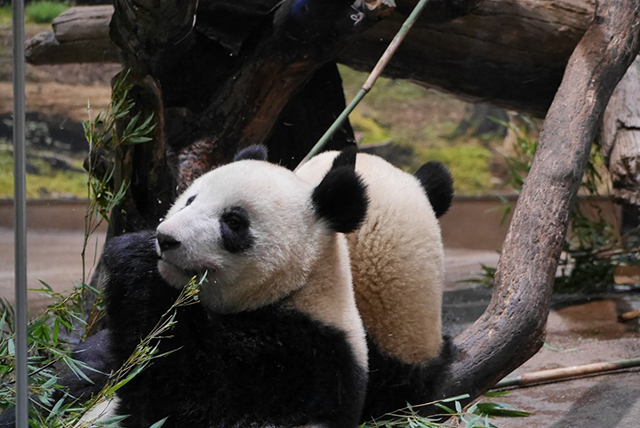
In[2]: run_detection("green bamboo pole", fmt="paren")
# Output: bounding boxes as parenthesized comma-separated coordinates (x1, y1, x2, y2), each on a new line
(295, 0, 432, 169)
(493, 358, 640, 389)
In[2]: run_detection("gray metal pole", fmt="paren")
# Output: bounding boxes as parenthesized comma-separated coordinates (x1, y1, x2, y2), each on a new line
(12, 0, 29, 426)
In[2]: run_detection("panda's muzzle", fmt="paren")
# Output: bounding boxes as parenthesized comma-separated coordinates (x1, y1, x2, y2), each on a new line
(156, 232, 181, 254)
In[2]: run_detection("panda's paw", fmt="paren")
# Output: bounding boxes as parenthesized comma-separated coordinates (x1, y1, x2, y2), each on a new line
(103, 231, 159, 276)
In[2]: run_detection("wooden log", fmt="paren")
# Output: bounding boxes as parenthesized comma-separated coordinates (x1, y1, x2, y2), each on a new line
(429, 0, 640, 403)
(266, 62, 357, 170)
(109, 0, 198, 67)
(25, 6, 118, 65)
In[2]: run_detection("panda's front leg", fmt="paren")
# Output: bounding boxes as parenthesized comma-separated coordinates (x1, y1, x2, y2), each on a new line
(101, 231, 182, 360)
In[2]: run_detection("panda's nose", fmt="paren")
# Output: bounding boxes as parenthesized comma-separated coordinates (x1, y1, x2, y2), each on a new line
(156, 233, 181, 253)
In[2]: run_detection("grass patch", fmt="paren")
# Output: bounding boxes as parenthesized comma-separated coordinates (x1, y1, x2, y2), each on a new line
(339, 64, 428, 103)
(0, 2, 69, 25)
(0, 6, 12, 25)
(0, 150, 87, 199)
(350, 111, 391, 145)
(25, 1, 69, 24)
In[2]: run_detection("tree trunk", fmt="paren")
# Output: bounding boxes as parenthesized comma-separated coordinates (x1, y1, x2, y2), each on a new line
(430, 0, 640, 402)
(601, 57, 640, 248)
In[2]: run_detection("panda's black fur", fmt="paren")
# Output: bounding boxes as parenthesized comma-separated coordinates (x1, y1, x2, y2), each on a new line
(102, 231, 367, 428)
(362, 336, 454, 419)
(414, 161, 454, 219)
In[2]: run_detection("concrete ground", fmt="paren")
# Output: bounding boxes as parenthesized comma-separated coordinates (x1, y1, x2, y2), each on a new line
(0, 228, 104, 313)
(1, 229, 639, 427)
(443, 249, 640, 428)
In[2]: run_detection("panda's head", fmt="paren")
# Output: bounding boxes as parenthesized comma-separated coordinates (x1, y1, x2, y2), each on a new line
(155, 146, 367, 313)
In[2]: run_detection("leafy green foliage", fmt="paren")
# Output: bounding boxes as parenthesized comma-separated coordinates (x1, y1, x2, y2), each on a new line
(0, 276, 202, 426)
(361, 394, 529, 427)
(25, 1, 69, 24)
(81, 70, 155, 284)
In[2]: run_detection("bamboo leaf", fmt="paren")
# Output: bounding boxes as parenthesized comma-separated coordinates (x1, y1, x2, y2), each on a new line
(475, 402, 530, 417)
(149, 417, 169, 428)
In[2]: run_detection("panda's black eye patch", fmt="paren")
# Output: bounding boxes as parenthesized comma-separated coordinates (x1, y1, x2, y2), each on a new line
(186, 195, 197, 206)
(220, 207, 253, 253)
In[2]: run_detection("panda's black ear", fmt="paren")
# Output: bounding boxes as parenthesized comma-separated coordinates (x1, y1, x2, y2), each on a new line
(312, 148, 368, 233)
(330, 144, 357, 170)
(233, 145, 268, 162)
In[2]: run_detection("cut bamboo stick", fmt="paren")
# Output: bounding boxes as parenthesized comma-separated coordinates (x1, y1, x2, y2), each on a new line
(493, 358, 640, 389)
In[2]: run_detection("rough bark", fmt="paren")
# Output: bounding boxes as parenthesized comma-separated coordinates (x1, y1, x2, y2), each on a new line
(428, 0, 640, 402)
(106, 0, 459, 199)
(109, 75, 174, 236)
(600, 57, 640, 247)
(27, 1, 597, 117)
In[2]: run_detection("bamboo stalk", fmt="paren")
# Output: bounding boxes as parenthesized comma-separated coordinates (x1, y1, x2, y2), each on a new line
(493, 358, 640, 389)
(295, 0, 431, 169)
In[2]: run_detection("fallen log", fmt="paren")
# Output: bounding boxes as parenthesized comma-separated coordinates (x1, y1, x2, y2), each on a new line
(25, 6, 118, 64)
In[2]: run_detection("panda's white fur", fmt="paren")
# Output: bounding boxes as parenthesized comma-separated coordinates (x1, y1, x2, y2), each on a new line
(296, 151, 445, 364)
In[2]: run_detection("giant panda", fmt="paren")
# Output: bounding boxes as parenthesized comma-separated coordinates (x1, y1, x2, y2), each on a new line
(0, 146, 453, 427)
(296, 150, 454, 419)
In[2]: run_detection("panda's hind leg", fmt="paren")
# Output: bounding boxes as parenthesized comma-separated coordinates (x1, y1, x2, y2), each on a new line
(361, 336, 455, 421)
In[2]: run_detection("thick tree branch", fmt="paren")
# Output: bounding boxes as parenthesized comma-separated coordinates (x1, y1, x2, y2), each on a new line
(431, 0, 640, 402)
(25, 6, 118, 64)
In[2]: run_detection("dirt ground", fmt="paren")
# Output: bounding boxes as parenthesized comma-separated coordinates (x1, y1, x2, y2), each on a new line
(0, 81, 112, 121)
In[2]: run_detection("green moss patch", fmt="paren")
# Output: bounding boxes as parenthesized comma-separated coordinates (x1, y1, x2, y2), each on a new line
(0, 150, 87, 199)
